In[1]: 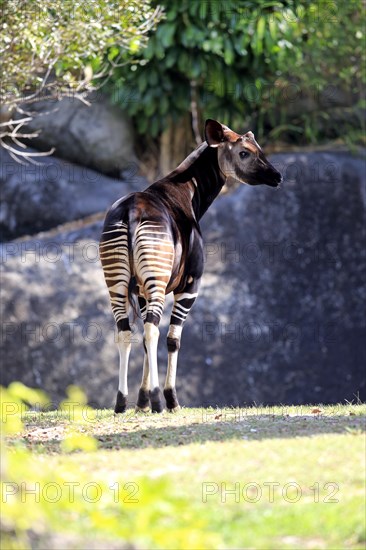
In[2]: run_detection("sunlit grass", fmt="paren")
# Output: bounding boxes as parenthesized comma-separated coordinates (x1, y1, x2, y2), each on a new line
(2, 396, 365, 549)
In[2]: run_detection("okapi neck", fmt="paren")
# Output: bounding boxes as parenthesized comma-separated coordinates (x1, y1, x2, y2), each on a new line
(191, 146, 226, 220)
(169, 145, 226, 220)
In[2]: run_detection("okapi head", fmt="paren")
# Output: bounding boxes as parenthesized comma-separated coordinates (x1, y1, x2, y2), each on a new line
(205, 119, 282, 188)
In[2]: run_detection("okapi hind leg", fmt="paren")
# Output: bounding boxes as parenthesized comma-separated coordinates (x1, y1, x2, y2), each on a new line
(136, 349, 150, 412)
(134, 220, 175, 413)
(164, 280, 200, 412)
(144, 321, 164, 413)
(135, 296, 164, 414)
(141, 290, 166, 414)
(99, 221, 131, 414)
(114, 318, 132, 413)
(135, 297, 150, 413)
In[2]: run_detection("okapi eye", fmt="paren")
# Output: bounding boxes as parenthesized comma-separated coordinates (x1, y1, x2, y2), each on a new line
(239, 151, 249, 160)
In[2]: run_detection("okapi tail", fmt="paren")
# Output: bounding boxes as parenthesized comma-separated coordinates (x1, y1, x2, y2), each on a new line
(127, 276, 140, 321)
(126, 208, 141, 322)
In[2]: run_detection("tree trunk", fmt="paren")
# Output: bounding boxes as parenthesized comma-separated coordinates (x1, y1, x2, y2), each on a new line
(159, 115, 197, 176)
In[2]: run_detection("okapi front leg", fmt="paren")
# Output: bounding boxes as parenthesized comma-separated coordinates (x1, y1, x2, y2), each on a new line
(164, 325, 182, 411)
(164, 283, 199, 412)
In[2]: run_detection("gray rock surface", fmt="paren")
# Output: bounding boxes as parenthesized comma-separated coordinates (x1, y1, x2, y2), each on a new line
(0, 147, 145, 241)
(16, 94, 136, 175)
(1, 152, 365, 407)
(196, 151, 366, 406)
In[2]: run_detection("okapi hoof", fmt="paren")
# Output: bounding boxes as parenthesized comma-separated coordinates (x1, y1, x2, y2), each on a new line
(135, 405, 150, 413)
(135, 388, 150, 413)
(164, 388, 180, 412)
(114, 391, 127, 414)
(167, 405, 181, 413)
(150, 387, 164, 413)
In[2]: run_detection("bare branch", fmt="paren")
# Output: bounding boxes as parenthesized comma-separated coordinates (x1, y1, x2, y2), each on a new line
(0, 112, 55, 164)
(1, 0, 164, 163)
(0, 117, 32, 127)
(15, 103, 59, 118)
(8, 149, 29, 165)
(11, 60, 58, 105)
(11, 136, 28, 149)
(0, 138, 55, 159)
(137, 6, 164, 32)
(0, 117, 40, 141)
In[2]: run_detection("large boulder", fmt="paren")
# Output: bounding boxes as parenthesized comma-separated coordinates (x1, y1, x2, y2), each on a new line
(1, 151, 365, 407)
(16, 94, 136, 175)
(194, 151, 366, 406)
(0, 147, 146, 241)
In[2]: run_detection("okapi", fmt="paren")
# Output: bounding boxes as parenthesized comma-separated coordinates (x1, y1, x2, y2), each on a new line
(100, 119, 282, 413)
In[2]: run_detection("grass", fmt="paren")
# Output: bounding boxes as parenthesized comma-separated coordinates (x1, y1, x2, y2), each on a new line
(2, 403, 366, 549)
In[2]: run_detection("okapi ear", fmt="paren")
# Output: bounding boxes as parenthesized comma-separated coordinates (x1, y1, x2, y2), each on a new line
(205, 119, 226, 147)
(244, 131, 255, 140)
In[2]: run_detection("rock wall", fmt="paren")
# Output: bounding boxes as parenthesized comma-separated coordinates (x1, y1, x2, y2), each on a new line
(15, 94, 136, 175)
(196, 152, 366, 405)
(0, 147, 145, 241)
(1, 151, 365, 407)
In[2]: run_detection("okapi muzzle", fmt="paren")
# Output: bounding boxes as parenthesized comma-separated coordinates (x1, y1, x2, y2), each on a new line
(205, 119, 282, 188)
(100, 119, 282, 414)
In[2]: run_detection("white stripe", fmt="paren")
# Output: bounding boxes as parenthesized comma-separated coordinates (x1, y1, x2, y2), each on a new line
(174, 292, 198, 300)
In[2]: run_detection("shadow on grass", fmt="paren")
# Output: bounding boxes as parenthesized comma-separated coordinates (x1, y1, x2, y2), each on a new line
(13, 411, 366, 454)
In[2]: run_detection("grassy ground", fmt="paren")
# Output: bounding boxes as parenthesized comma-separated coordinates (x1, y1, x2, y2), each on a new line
(2, 403, 366, 549)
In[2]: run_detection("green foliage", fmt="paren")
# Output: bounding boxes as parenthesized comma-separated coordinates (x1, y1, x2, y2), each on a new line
(0, 0, 162, 105)
(109, 0, 365, 144)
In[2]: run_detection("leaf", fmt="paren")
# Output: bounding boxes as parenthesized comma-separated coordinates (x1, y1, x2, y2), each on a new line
(143, 39, 155, 60)
(224, 39, 234, 65)
(65, 385, 88, 406)
(160, 23, 176, 48)
(149, 70, 158, 87)
(257, 16, 266, 42)
(7, 382, 48, 406)
(165, 49, 177, 68)
(155, 40, 165, 60)
(199, 2, 208, 19)
(189, 58, 203, 78)
(129, 38, 141, 54)
(159, 95, 169, 115)
(108, 46, 119, 62)
(61, 431, 98, 452)
(269, 17, 277, 41)
(0, 387, 23, 434)
(138, 73, 148, 93)
(145, 100, 156, 117)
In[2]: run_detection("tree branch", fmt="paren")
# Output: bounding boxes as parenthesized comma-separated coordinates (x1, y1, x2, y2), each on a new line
(1, 0, 163, 163)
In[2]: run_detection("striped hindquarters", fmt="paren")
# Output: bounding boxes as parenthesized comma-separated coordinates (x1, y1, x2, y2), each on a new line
(134, 221, 175, 324)
(99, 221, 130, 327)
